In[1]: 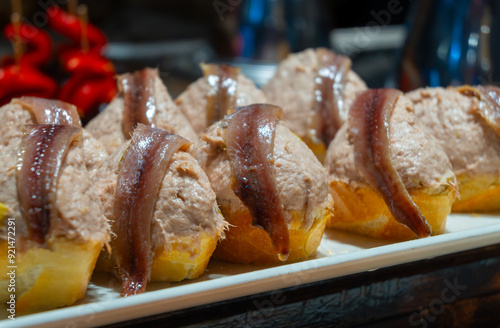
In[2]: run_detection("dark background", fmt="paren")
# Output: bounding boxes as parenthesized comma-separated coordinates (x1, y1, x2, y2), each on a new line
(0, 0, 413, 52)
(0, 0, 415, 92)
(1, 0, 497, 92)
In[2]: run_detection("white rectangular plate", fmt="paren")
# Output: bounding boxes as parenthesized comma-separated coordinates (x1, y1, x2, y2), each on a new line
(3, 213, 500, 328)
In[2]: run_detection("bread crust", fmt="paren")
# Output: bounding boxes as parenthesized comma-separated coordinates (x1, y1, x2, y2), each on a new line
(214, 204, 332, 265)
(327, 181, 455, 240)
(0, 238, 102, 313)
(452, 174, 500, 212)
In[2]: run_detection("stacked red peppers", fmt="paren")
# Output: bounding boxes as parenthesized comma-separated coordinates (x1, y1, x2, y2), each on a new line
(0, 5, 116, 121)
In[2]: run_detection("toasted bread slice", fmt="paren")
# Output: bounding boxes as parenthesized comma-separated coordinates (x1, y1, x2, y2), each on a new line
(452, 174, 500, 212)
(0, 238, 102, 313)
(327, 181, 455, 240)
(214, 203, 332, 265)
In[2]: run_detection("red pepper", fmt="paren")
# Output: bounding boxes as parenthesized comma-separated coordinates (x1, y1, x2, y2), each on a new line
(2, 23, 52, 67)
(0, 65, 58, 105)
(59, 72, 116, 119)
(57, 42, 103, 58)
(60, 49, 115, 76)
(47, 6, 107, 52)
(47, 5, 116, 120)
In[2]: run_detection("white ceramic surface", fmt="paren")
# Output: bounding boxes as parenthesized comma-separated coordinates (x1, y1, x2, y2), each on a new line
(3, 213, 500, 328)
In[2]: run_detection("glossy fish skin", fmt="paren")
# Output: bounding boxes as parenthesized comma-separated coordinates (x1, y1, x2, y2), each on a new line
(17, 124, 82, 245)
(120, 68, 158, 138)
(225, 104, 290, 260)
(13, 96, 82, 127)
(310, 48, 351, 146)
(349, 89, 432, 238)
(111, 124, 190, 296)
(203, 63, 241, 126)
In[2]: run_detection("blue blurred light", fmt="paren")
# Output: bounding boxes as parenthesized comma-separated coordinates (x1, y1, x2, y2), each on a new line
(240, 25, 255, 58)
(429, 69, 441, 86)
(249, 0, 265, 25)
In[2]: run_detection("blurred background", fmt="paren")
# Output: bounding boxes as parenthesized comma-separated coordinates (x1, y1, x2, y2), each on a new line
(0, 0, 498, 98)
